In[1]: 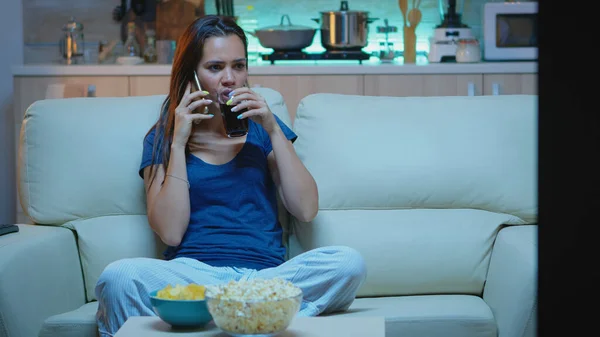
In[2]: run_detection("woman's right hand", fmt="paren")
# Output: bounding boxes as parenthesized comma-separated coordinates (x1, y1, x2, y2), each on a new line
(173, 82, 214, 148)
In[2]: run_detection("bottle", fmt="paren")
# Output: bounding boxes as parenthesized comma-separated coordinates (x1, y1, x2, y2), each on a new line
(143, 29, 158, 63)
(123, 22, 140, 57)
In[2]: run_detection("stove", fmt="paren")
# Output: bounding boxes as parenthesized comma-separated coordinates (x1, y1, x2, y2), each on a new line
(261, 50, 372, 64)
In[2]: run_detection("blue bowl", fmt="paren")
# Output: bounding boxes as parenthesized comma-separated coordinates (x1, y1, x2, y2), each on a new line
(149, 290, 213, 328)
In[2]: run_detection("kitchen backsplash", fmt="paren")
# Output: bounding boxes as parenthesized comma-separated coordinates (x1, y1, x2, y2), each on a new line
(22, 0, 502, 63)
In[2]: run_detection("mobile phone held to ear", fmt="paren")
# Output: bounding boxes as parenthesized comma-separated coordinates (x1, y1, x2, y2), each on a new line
(189, 71, 204, 114)
(191, 71, 202, 93)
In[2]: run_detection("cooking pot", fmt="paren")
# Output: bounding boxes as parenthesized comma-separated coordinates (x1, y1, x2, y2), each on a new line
(246, 14, 317, 51)
(312, 1, 378, 50)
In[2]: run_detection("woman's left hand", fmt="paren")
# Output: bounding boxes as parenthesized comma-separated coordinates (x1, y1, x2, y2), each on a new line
(228, 87, 278, 133)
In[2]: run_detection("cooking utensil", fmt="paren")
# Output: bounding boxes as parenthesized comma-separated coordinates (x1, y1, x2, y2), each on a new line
(131, 0, 146, 16)
(408, 8, 422, 31)
(216, 0, 234, 17)
(312, 0, 378, 50)
(247, 14, 316, 51)
(377, 19, 398, 61)
(399, 0, 408, 27)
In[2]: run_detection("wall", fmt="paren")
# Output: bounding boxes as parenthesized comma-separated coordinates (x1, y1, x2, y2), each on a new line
(1, 0, 23, 224)
(22, 0, 508, 63)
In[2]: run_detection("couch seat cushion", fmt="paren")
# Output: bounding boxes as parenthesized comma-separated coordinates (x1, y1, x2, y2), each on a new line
(39, 295, 496, 337)
(39, 301, 99, 337)
(325, 294, 497, 337)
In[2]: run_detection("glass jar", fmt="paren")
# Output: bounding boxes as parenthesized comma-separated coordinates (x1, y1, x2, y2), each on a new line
(456, 38, 481, 63)
(143, 29, 158, 63)
(123, 22, 140, 57)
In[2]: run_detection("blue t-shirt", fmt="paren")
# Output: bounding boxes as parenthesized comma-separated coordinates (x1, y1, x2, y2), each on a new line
(139, 115, 297, 270)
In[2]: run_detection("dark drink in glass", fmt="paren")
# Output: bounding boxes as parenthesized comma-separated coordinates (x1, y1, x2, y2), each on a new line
(218, 94, 248, 138)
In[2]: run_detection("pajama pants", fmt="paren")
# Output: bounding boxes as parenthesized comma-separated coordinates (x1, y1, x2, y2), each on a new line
(95, 245, 367, 337)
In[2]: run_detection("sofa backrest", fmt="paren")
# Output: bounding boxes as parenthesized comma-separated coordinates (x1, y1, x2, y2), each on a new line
(289, 93, 538, 298)
(17, 87, 292, 302)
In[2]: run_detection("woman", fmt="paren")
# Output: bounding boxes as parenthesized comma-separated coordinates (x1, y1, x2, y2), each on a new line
(95, 15, 366, 336)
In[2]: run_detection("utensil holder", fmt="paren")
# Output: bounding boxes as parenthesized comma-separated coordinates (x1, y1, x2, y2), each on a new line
(403, 26, 416, 64)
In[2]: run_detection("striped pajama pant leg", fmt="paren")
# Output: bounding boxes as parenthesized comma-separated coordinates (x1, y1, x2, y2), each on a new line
(249, 245, 368, 316)
(94, 256, 242, 337)
(95, 245, 366, 336)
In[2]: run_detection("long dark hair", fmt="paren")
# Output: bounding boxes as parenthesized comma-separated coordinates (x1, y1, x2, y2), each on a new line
(145, 15, 248, 188)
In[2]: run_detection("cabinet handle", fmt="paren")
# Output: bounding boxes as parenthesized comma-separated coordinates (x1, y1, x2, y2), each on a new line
(87, 84, 96, 97)
(492, 83, 501, 96)
(467, 82, 475, 96)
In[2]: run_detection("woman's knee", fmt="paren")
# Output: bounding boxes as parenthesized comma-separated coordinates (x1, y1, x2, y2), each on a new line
(95, 257, 153, 298)
(321, 245, 367, 284)
(339, 246, 367, 280)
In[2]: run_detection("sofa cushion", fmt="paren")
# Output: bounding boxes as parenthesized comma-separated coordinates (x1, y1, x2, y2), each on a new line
(39, 301, 98, 337)
(293, 94, 537, 223)
(326, 295, 497, 337)
(39, 295, 496, 337)
(18, 87, 291, 226)
(290, 208, 521, 297)
(63, 215, 166, 302)
(18, 95, 162, 225)
(0, 225, 85, 337)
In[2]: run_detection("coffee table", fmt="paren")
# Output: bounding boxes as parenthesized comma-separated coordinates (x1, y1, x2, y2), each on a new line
(114, 316, 385, 337)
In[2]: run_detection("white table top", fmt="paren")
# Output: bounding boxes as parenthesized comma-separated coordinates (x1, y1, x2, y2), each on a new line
(114, 316, 385, 337)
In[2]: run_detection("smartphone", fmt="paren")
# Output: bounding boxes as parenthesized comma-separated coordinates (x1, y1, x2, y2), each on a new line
(191, 70, 202, 93)
(189, 71, 204, 113)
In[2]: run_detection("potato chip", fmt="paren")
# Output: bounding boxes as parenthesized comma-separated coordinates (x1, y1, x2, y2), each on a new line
(156, 283, 206, 300)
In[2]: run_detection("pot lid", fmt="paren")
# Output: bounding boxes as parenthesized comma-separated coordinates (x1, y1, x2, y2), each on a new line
(258, 14, 315, 31)
(320, 0, 369, 14)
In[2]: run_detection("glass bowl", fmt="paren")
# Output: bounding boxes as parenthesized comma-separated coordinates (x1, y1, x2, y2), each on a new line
(205, 291, 302, 337)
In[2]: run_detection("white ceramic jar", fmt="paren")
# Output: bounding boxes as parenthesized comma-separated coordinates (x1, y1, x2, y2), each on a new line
(456, 38, 481, 63)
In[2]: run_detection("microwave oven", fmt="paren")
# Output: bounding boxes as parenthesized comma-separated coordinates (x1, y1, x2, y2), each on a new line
(482, 1, 538, 61)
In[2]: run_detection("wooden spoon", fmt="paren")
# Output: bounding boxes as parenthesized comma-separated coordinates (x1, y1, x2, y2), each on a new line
(407, 8, 422, 31)
(399, 0, 408, 27)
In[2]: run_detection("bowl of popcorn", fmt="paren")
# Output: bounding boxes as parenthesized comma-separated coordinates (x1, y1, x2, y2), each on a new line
(149, 283, 213, 328)
(205, 278, 303, 337)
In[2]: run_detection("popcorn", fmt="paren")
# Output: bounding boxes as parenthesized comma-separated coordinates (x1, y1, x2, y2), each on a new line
(205, 278, 302, 335)
(206, 278, 302, 301)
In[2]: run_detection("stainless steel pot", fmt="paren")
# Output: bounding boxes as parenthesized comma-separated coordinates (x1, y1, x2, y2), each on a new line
(246, 14, 317, 51)
(312, 1, 378, 50)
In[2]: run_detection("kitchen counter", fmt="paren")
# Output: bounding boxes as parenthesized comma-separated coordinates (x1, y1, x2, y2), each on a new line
(12, 60, 537, 76)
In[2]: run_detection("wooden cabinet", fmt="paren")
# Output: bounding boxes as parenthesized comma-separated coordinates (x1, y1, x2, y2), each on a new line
(364, 74, 483, 97)
(249, 75, 364, 122)
(129, 76, 170, 96)
(128, 75, 364, 122)
(13, 76, 129, 123)
(364, 74, 536, 97)
(483, 74, 537, 95)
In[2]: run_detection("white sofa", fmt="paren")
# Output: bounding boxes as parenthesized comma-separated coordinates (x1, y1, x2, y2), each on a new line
(0, 87, 538, 337)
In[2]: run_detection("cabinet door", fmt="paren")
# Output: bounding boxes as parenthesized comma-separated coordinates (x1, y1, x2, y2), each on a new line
(483, 74, 538, 95)
(249, 75, 364, 123)
(364, 75, 483, 97)
(129, 76, 171, 96)
(13, 76, 129, 123)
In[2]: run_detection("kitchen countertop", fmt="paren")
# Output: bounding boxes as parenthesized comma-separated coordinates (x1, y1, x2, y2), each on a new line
(12, 59, 537, 76)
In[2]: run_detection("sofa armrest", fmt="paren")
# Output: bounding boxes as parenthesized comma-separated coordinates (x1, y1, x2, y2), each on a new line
(483, 225, 537, 337)
(0, 224, 86, 337)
